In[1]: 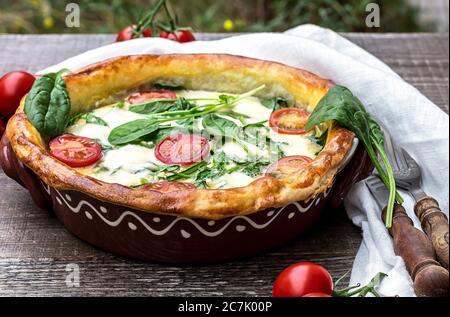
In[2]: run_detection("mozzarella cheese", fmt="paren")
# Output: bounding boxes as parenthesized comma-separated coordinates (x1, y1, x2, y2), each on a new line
(67, 90, 321, 189)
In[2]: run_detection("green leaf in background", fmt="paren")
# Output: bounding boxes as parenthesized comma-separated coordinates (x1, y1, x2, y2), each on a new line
(24, 71, 71, 138)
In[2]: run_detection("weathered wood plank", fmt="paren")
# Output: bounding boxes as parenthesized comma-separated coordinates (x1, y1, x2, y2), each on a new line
(0, 33, 448, 296)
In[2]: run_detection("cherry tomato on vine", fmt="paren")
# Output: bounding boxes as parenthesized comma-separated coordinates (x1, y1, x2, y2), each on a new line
(272, 262, 333, 297)
(49, 135, 102, 168)
(142, 181, 196, 193)
(160, 29, 195, 43)
(126, 90, 177, 104)
(116, 24, 152, 42)
(155, 134, 209, 165)
(0, 71, 36, 118)
(269, 108, 312, 134)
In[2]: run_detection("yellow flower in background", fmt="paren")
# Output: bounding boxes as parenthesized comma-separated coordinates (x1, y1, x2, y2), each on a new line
(223, 19, 235, 32)
(30, 0, 42, 7)
(43, 16, 54, 29)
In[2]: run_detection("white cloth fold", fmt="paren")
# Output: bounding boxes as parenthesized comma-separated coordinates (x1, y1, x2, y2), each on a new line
(41, 25, 449, 297)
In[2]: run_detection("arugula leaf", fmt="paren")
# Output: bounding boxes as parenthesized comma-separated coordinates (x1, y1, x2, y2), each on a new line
(262, 97, 289, 111)
(108, 119, 159, 145)
(166, 161, 208, 181)
(24, 70, 71, 138)
(305, 85, 402, 228)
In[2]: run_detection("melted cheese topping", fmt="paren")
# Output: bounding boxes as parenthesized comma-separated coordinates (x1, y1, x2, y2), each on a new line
(67, 90, 321, 189)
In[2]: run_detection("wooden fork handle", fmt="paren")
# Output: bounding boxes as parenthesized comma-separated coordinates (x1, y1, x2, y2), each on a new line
(414, 197, 449, 269)
(383, 204, 449, 297)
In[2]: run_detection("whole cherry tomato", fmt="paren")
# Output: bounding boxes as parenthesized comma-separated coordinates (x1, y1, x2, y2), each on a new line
(116, 24, 152, 42)
(0, 119, 5, 138)
(272, 262, 333, 297)
(160, 29, 195, 43)
(0, 71, 35, 118)
(303, 292, 333, 297)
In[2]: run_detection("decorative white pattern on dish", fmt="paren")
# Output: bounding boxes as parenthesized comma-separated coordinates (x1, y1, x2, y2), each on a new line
(41, 182, 329, 238)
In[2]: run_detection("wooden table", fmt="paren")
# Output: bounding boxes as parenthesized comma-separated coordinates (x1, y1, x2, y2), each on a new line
(0, 33, 448, 296)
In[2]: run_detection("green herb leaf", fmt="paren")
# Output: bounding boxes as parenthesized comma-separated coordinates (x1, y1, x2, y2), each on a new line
(24, 71, 71, 138)
(81, 113, 108, 126)
(108, 119, 159, 145)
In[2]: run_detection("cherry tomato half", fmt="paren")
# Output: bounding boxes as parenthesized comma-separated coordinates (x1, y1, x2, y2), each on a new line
(155, 134, 209, 165)
(141, 181, 196, 193)
(49, 135, 102, 168)
(0, 71, 36, 118)
(0, 119, 5, 138)
(303, 292, 333, 297)
(265, 155, 313, 176)
(272, 262, 333, 297)
(269, 108, 311, 134)
(160, 29, 195, 43)
(126, 90, 177, 104)
(116, 24, 152, 42)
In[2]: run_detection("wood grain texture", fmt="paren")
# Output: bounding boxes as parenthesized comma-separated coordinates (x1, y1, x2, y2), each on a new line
(0, 33, 448, 297)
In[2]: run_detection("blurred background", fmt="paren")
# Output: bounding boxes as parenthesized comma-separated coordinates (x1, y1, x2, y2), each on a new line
(0, 0, 448, 34)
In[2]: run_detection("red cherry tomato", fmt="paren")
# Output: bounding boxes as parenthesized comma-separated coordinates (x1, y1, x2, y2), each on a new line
(160, 30, 195, 43)
(0, 119, 5, 138)
(116, 24, 152, 42)
(269, 108, 311, 134)
(126, 90, 177, 104)
(141, 181, 196, 193)
(49, 135, 102, 168)
(303, 292, 333, 297)
(265, 155, 313, 176)
(272, 262, 333, 297)
(0, 71, 36, 118)
(176, 29, 196, 43)
(155, 134, 209, 165)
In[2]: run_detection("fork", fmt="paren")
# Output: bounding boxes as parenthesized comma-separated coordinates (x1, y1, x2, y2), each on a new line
(383, 134, 449, 269)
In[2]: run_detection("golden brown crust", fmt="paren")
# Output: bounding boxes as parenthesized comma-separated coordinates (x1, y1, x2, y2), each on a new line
(6, 54, 354, 219)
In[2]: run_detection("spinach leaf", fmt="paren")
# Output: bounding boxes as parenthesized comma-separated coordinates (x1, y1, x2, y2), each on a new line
(202, 114, 239, 137)
(153, 83, 185, 91)
(24, 71, 71, 138)
(129, 97, 195, 115)
(108, 119, 159, 145)
(305, 85, 402, 228)
(262, 97, 289, 111)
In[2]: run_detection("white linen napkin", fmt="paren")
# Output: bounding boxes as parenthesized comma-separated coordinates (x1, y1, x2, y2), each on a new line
(41, 25, 449, 297)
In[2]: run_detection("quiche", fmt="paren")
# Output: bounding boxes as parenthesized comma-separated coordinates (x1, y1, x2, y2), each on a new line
(6, 54, 355, 219)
